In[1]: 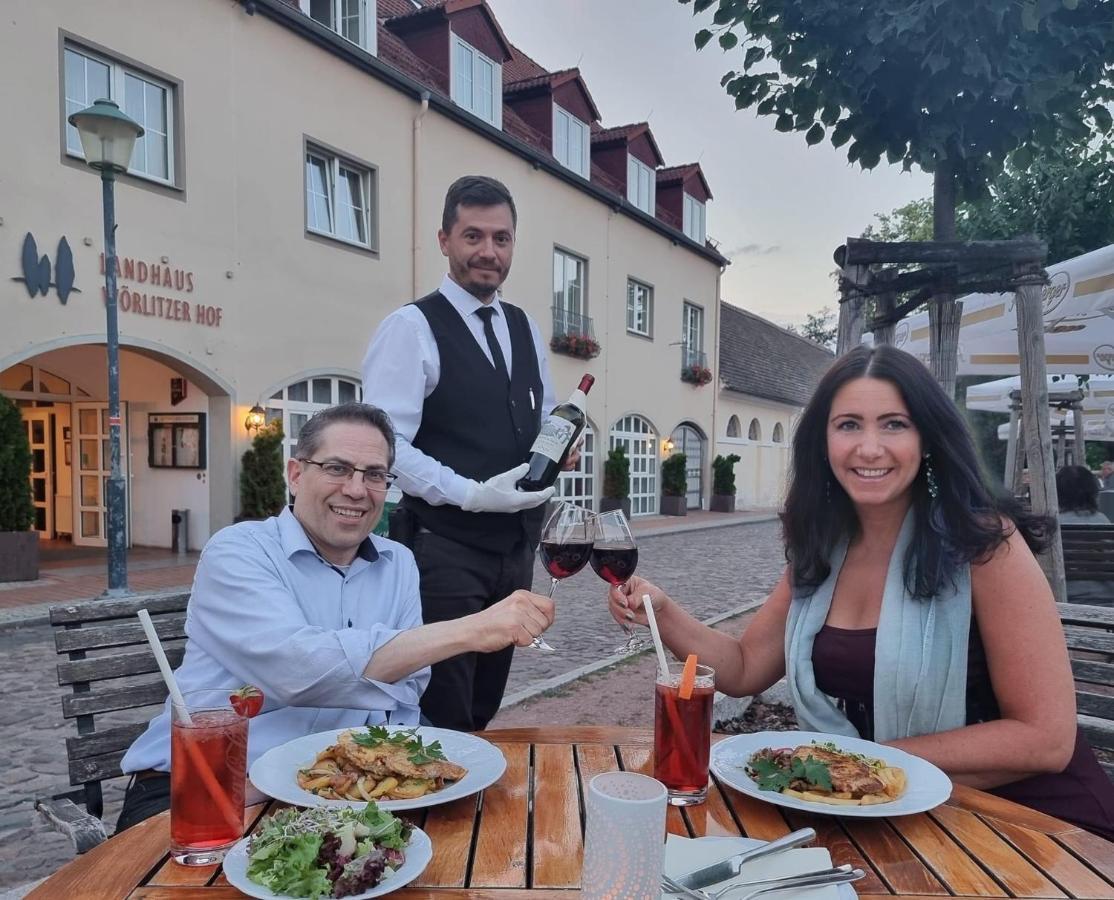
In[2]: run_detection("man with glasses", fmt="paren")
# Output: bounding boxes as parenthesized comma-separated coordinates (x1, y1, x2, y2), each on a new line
(116, 402, 555, 830)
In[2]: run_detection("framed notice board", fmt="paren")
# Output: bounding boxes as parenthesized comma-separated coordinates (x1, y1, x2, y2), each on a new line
(148, 413, 207, 469)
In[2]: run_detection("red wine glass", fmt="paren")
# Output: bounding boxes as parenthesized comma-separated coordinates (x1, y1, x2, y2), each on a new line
(590, 510, 644, 654)
(534, 501, 593, 652)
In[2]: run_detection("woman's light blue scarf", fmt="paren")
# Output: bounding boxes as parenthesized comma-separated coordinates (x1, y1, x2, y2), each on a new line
(784, 509, 971, 742)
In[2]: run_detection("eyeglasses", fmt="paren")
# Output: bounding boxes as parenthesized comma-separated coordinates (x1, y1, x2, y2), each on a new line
(298, 459, 397, 492)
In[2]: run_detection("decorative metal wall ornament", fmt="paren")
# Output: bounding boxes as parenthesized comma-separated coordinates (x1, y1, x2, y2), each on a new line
(11, 232, 81, 303)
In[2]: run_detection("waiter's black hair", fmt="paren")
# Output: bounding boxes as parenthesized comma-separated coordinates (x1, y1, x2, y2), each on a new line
(441, 175, 517, 232)
(293, 402, 396, 469)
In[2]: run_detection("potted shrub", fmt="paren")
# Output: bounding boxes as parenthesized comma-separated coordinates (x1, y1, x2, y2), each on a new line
(660, 452, 688, 516)
(239, 420, 286, 521)
(711, 453, 741, 512)
(600, 446, 631, 520)
(0, 394, 38, 582)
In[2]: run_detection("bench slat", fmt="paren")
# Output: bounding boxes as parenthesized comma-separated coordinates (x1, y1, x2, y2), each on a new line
(1080, 713, 1114, 752)
(68, 750, 127, 786)
(49, 591, 190, 625)
(56, 646, 184, 686)
(1064, 625, 1114, 655)
(54, 616, 186, 653)
(65, 723, 149, 761)
(1057, 602, 1114, 628)
(61, 680, 168, 719)
(1071, 658, 1114, 688)
(1078, 692, 1114, 722)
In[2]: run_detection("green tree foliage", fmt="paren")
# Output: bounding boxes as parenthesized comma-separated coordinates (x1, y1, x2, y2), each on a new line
(240, 420, 286, 519)
(662, 453, 689, 497)
(863, 199, 934, 243)
(0, 395, 34, 532)
(788, 306, 838, 348)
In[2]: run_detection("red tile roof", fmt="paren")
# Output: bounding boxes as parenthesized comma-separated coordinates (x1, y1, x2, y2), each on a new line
(376, 22, 446, 85)
(503, 42, 549, 82)
(504, 67, 601, 122)
(377, 0, 434, 18)
(591, 121, 665, 167)
(657, 163, 713, 200)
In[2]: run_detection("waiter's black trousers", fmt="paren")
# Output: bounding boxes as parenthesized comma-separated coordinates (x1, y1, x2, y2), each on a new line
(413, 530, 534, 731)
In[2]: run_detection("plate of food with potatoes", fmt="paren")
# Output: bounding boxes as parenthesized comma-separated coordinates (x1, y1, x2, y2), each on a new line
(249, 724, 507, 811)
(711, 730, 951, 817)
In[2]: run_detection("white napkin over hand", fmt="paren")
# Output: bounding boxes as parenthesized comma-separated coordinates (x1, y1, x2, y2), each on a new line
(663, 835, 851, 900)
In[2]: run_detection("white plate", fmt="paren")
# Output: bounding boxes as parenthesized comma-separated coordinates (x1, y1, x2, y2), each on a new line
(249, 725, 507, 811)
(663, 836, 857, 900)
(222, 824, 432, 899)
(711, 730, 952, 818)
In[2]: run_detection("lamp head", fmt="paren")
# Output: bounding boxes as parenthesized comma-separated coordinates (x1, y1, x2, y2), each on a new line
(67, 99, 144, 173)
(244, 405, 266, 434)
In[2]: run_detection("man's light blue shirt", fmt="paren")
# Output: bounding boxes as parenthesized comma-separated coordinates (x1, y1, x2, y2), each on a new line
(122, 507, 429, 772)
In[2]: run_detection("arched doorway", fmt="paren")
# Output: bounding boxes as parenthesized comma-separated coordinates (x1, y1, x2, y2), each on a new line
(609, 414, 658, 517)
(556, 420, 596, 510)
(670, 422, 706, 510)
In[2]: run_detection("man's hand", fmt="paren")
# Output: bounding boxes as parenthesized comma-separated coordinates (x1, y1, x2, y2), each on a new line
(562, 437, 584, 471)
(470, 590, 556, 651)
(462, 463, 555, 513)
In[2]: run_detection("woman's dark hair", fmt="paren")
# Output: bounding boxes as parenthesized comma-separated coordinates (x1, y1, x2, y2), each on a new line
(1057, 465, 1100, 513)
(780, 345, 1050, 599)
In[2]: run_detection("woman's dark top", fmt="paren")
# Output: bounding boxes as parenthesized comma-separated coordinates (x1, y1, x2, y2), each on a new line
(812, 623, 1114, 840)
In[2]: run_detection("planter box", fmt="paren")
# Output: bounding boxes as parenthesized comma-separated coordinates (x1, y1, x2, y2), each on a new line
(599, 497, 631, 520)
(660, 495, 687, 517)
(710, 494, 736, 513)
(0, 531, 39, 582)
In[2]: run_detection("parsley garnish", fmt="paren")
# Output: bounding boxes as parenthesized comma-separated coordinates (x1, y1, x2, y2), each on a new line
(352, 726, 447, 766)
(747, 753, 832, 793)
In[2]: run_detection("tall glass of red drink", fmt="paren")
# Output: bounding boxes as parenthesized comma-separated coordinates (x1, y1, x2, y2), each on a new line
(654, 663, 715, 806)
(170, 689, 248, 865)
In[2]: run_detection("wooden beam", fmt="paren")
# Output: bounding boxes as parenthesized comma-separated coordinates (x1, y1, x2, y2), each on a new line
(843, 236, 1046, 266)
(873, 293, 897, 345)
(836, 264, 868, 355)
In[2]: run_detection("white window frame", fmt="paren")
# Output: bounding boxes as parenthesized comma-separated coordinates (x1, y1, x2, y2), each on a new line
(626, 279, 654, 337)
(63, 43, 176, 186)
(556, 422, 595, 511)
(305, 144, 376, 251)
(682, 193, 707, 244)
(304, 0, 375, 52)
(265, 375, 364, 481)
(610, 415, 658, 517)
(627, 154, 656, 214)
(553, 105, 590, 178)
(553, 248, 587, 318)
(726, 415, 741, 438)
(682, 301, 704, 365)
(450, 33, 502, 128)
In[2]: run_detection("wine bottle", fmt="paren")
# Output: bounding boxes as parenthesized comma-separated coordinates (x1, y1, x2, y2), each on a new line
(517, 374, 594, 491)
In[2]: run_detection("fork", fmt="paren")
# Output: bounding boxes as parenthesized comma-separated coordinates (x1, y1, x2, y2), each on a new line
(662, 866, 864, 900)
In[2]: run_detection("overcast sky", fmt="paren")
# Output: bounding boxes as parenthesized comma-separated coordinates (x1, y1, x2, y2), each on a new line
(486, 0, 933, 328)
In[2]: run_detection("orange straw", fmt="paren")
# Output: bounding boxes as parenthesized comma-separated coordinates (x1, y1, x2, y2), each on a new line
(678, 653, 698, 700)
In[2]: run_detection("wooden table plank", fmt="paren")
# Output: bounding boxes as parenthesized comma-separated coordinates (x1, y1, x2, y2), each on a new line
(531, 742, 583, 888)
(618, 743, 689, 836)
(715, 780, 793, 841)
(986, 817, 1114, 899)
(574, 742, 620, 795)
(146, 802, 268, 887)
(930, 804, 1065, 898)
(782, 810, 889, 896)
(412, 794, 479, 888)
(842, 818, 948, 896)
(887, 810, 1003, 896)
(486, 726, 652, 745)
(1058, 828, 1114, 884)
(683, 780, 745, 838)
(469, 742, 529, 888)
(28, 811, 172, 900)
(947, 784, 1080, 835)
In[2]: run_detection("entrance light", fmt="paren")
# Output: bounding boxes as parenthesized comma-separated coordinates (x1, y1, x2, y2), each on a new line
(244, 405, 266, 434)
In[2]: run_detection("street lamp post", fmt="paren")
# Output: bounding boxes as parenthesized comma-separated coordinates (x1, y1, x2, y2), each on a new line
(67, 99, 144, 597)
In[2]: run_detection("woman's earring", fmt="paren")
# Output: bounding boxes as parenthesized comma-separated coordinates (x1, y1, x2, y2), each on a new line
(924, 454, 940, 499)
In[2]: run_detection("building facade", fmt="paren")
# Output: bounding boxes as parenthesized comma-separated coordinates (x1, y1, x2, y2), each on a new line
(3, 0, 727, 550)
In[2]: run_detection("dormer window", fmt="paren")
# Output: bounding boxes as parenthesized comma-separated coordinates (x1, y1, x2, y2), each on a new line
(683, 193, 706, 244)
(451, 34, 502, 127)
(554, 105, 590, 178)
(627, 155, 656, 215)
(308, 0, 372, 51)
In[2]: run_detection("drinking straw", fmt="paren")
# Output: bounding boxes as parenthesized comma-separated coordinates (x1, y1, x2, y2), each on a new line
(641, 593, 671, 680)
(137, 609, 242, 837)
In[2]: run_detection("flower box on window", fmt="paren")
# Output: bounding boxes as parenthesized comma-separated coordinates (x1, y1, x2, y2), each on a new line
(681, 363, 713, 386)
(551, 333, 601, 360)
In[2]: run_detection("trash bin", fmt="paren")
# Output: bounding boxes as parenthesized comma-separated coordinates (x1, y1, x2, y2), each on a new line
(171, 509, 190, 555)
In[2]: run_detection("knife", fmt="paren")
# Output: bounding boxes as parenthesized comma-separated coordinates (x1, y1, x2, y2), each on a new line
(671, 827, 817, 891)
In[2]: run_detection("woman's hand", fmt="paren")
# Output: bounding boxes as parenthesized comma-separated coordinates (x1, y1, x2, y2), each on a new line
(607, 575, 672, 628)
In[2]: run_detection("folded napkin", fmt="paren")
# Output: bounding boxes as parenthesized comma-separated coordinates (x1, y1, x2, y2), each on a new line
(662, 836, 853, 900)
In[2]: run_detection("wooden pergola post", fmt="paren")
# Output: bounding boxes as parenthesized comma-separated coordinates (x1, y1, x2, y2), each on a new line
(836, 264, 869, 356)
(1014, 261, 1065, 602)
(873, 290, 897, 346)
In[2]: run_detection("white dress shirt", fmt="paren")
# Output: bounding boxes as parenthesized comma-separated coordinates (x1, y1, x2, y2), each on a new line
(361, 274, 557, 507)
(121, 508, 428, 772)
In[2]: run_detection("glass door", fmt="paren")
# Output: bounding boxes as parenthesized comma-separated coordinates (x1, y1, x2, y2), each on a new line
(671, 423, 705, 510)
(72, 402, 129, 547)
(23, 409, 53, 538)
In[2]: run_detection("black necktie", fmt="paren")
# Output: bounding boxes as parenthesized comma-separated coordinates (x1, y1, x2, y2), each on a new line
(476, 306, 510, 383)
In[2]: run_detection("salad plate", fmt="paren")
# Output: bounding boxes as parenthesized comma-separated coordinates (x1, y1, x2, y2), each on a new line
(711, 730, 951, 818)
(250, 725, 507, 811)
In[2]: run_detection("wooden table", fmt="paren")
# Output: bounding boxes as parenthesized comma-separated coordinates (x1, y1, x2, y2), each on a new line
(31, 727, 1114, 899)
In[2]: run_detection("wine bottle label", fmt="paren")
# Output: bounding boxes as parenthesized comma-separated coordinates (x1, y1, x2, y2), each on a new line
(529, 415, 576, 463)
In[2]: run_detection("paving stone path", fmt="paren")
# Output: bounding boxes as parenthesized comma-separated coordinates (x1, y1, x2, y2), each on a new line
(0, 519, 784, 891)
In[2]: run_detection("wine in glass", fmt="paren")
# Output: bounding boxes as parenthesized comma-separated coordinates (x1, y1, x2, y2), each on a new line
(534, 501, 593, 652)
(590, 510, 644, 654)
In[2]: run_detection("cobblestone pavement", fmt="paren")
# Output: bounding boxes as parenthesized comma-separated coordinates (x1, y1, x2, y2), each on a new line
(0, 519, 783, 891)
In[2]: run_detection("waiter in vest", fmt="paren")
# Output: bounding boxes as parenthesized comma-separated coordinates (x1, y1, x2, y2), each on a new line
(362, 176, 576, 730)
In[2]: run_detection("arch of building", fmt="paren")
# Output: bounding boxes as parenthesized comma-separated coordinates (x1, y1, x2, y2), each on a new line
(609, 412, 659, 516)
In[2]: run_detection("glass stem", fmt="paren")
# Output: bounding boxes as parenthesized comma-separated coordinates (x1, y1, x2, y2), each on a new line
(549, 577, 559, 599)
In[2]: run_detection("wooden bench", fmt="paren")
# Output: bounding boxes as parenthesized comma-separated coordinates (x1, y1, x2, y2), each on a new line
(1058, 601, 1114, 781)
(36, 590, 189, 852)
(1060, 522, 1114, 595)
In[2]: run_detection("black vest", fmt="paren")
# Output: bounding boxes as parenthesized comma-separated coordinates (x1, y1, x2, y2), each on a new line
(402, 291, 544, 553)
